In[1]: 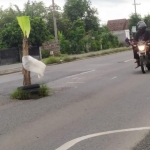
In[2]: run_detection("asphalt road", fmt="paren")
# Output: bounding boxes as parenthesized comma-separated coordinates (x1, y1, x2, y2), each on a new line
(0, 50, 150, 150)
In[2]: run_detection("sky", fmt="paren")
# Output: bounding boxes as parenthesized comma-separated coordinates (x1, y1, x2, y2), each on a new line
(1, 0, 150, 24)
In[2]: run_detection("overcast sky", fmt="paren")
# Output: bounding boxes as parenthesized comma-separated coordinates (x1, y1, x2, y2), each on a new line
(1, 0, 150, 24)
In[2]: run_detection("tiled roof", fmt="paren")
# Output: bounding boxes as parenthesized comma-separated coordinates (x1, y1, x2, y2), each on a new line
(107, 19, 129, 31)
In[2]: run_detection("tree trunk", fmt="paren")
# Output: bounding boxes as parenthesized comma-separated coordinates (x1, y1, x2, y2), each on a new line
(22, 36, 31, 86)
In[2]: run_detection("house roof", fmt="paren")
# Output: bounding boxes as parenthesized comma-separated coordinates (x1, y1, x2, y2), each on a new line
(107, 19, 129, 31)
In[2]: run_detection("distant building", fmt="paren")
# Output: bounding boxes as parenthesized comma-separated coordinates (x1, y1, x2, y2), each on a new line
(107, 19, 130, 43)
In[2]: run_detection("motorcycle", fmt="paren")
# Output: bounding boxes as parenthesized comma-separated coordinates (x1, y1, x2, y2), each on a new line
(125, 41, 130, 47)
(133, 41, 150, 73)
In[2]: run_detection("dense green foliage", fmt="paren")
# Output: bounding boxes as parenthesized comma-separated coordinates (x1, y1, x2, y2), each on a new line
(129, 13, 150, 31)
(128, 13, 150, 38)
(128, 13, 142, 31)
(0, 0, 119, 55)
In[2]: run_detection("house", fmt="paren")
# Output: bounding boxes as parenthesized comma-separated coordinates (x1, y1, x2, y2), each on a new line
(107, 19, 130, 43)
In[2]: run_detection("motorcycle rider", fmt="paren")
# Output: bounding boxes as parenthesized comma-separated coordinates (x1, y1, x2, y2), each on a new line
(125, 37, 130, 46)
(133, 21, 150, 68)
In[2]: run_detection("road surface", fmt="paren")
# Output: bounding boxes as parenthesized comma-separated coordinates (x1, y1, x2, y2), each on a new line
(0, 51, 150, 150)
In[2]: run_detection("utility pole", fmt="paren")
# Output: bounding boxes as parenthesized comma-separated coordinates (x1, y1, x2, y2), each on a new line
(133, 0, 140, 14)
(52, 0, 58, 42)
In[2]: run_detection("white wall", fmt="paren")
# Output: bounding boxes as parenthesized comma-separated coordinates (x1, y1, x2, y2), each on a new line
(111, 30, 130, 43)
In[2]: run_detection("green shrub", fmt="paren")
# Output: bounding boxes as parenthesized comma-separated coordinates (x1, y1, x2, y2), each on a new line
(118, 42, 124, 47)
(41, 49, 50, 58)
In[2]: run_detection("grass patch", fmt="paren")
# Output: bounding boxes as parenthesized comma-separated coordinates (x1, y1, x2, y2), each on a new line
(85, 47, 131, 58)
(54, 53, 68, 57)
(63, 56, 78, 62)
(38, 85, 50, 97)
(11, 89, 31, 100)
(42, 47, 131, 65)
(43, 57, 61, 64)
(43, 56, 79, 65)
(11, 84, 51, 100)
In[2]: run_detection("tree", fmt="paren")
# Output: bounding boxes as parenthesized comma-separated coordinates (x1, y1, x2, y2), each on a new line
(64, 0, 87, 22)
(0, 17, 51, 48)
(143, 14, 150, 28)
(129, 13, 142, 30)
(64, 0, 100, 32)
(23, 0, 47, 18)
(0, 6, 19, 32)
(0, 1, 47, 32)
(67, 19, 85, 41)
(83, 1, 100, 32)
(29, 17, 51, 46)
(57, 14, 72, 38)
(67, 19, 85, 54)
(0, 0, 119, 54)
(0, 20, 23, 48)
(46, 11, 69, 37)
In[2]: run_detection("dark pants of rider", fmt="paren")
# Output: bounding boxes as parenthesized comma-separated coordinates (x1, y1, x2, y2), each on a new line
(133, 48, 139, 60)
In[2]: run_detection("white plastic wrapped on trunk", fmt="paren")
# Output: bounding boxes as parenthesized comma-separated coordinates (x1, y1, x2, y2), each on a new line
(22, 55, 46, 78)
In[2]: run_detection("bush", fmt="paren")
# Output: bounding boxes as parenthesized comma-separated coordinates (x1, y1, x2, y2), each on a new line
(118, 42, 124, 47)
(41, 49, 50, 58)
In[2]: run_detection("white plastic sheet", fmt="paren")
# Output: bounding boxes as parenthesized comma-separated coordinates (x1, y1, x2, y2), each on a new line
(22, 55, 46, 78)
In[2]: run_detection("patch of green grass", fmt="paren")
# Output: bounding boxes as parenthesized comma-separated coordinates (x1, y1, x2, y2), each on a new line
(43, 57, 62, 64)
(39, 85, 50, 97)
(85, 48, 131, 58)
(43, 56, 79, 65)
(11, 85, 51, 100)
(54, 53, 68, 57)
(85, 54, 98, 58)
(42, 47, 131, 65)
(11, 89, 31, 100)
(63, 56, 78, 62)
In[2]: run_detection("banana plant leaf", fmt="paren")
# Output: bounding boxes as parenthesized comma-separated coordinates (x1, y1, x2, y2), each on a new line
(17, 16, 31, 38)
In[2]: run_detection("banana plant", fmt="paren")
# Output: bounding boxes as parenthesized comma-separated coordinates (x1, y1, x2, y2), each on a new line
(17, 16, 31, 86)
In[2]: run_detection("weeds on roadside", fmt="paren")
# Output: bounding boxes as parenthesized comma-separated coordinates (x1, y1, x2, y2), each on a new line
(42, 47, 131, 65)
(11, 84, 51, 100)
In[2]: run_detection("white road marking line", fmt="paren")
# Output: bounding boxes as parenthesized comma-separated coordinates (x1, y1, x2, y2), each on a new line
(111, 76, 117, 80)
(124, 59, 134, 63)
(72, 77, 78, 79)
(66, 70, 95, 79)
(72, 77, 82, 80)
(73, 86, 77, 89)
(56, 127, 150, 150)
(67, 82, 84, 84)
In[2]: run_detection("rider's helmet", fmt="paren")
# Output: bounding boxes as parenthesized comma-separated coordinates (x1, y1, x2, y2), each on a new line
(137, 21, 147, 33)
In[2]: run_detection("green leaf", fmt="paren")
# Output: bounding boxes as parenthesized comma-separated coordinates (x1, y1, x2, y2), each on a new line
(17, 16, 31, 38)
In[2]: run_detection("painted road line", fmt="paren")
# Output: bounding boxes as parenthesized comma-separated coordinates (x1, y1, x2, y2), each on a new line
(111, 76, 117, 80)
(67, 82, 84, 84)
(56, 127, 150, 150)
(66, 70, 95, 79)
(72, 77, 79, 80)
(124, 59, 134, 63)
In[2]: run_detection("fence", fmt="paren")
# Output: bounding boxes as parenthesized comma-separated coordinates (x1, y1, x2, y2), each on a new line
(0, 46, 40, 65)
